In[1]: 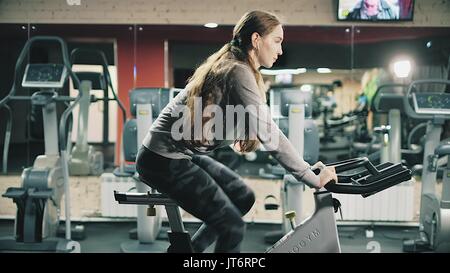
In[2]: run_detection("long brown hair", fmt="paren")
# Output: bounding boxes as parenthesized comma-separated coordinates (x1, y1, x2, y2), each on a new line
(185, 10, 281, 152)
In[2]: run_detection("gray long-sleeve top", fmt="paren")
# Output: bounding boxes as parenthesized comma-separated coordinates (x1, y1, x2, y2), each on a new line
(142, 62, 320, 188)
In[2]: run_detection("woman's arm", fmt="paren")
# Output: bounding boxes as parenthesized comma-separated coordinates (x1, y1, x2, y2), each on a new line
(229, 64, 320, 189)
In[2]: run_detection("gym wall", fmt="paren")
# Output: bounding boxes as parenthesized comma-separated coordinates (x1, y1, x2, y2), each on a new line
(0, 0, 449, 26)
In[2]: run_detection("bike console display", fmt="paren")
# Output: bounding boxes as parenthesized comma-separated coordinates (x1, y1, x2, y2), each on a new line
(22, 63, 67, 89)
(412, 93, 450, 115)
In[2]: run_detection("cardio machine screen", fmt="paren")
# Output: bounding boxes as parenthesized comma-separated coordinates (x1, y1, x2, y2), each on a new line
(412, 92, 450, 115)
(22, 64, 67, 89)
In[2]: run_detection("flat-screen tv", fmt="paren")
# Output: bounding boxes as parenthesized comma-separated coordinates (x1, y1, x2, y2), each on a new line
(337, 0, 414, 21)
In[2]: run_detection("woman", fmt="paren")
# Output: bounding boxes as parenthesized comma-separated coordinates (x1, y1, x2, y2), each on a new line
(136, 10, 337, 253)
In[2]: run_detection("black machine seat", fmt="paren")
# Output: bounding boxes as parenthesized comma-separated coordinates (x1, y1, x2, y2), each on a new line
(129, 88, 170, 118)
(114, 191, 176, 206)
(2, 187, 27, 200)
(279, 89, 313, 118)
(3, 187, 53, 207)
(114, 88, 171, 178)
(374, 93, 406, 113)
(113, 189, 193, 253)
(372, 83, 408, 114)
(3, 186, 55, 243)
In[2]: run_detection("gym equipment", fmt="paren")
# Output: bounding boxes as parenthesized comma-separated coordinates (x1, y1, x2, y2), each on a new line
(68, 78, 104, 175)
(112, 87, 170, 252)
(337, 84, 422, 223)
(1, 102, 12, 174)
(312, 82, 367, 151)
(68, 48, 126, 175)
(353, 83, 423, 166)
(320, 108, 367, 154)
(350, 84, 403, 163)
(113, 157, 411, 253)
(402, 79, 450, 252)
(114, 191, 194, 253)
(267, 157, 412, 253)
(318, 91, 337, 144)
(273, 88, 319, 164)
(0, 36, 82, 252)
(261, 87, 319, 244)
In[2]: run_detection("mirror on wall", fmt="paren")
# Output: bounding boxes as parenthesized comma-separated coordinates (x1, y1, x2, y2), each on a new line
(1, 22, 450, 173)
(353, 26, 450, 85)
(0, 24, 125, 173)
(0, 24, 31, 173)
(352, 26, 450, 131)
(170, 42, 222, 88)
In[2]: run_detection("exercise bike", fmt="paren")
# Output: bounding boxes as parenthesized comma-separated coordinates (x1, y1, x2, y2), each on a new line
(114, 157, 411, 253)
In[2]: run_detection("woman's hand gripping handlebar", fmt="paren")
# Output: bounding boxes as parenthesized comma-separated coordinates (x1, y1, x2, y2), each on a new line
(311, 161, 338, 188)
(312, 157, 412, 196)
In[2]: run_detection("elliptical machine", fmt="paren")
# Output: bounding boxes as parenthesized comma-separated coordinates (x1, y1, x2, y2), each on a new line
(68, 48, 127, 175)
(0, 36, 82, 252)
(402, 79, 450, 252)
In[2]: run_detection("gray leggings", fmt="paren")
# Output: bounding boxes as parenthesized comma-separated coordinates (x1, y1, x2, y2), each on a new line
(136, 146, 255, 253)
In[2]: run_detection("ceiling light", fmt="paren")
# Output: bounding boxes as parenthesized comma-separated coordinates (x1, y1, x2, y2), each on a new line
(392, 59, 412, 78)
(204, 23, 218, 28)
(300, 84, 312, 92)
(317, 68, 331, 73)
(260, 68, 306, 75)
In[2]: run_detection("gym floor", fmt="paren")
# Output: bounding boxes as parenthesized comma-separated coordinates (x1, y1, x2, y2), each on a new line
(0, 219, 420, 253)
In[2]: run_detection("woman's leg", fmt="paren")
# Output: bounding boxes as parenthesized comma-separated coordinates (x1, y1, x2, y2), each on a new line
(192, 155, 255, 214)
(136, 147, 247, 253)
(189, 155, 255, 252)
